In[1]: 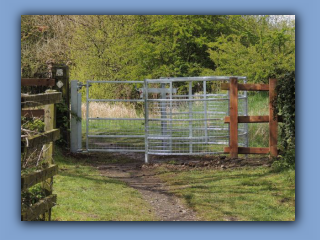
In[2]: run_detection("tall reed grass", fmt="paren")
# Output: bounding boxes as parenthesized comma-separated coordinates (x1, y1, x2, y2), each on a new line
(82, 102, 142, 119)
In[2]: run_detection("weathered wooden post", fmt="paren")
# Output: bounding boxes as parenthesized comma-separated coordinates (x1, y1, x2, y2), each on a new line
(42, 99, 55, 220)
(229, 77, 238, 158)
(52, 64, 70, 147)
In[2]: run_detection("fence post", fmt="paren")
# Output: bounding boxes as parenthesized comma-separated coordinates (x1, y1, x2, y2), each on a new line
(230, 77, 238, 158)
(52, 64, 70, 147)
(42, 102, 55, 220)
(70, 80, 82, 152)
(269, 78, 278, 157)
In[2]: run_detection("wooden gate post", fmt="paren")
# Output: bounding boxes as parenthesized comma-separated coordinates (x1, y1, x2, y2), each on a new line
(269, 78, 278, 157)
(230, 78, 238, 158)
(52, 64, 70, 148)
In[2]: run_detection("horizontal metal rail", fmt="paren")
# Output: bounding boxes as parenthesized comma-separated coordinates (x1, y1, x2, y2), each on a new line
(88, 135, 145, 138)
(173, 94, 246, 98)
(146, 76, 246, 83)
(87, 149, 145, 153)
(148, 118, 226, 122)
(88, 117, 144, 121)
(88, 99, 144, 102)
(147, 97, 246, 102)
(87, 80, 144, 84)
(147, 134, 247, 140)
(147, 151, 226, 155)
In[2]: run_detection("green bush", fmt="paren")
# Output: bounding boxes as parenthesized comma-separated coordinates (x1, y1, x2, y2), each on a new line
(273, 72, 295, 170)
(21, 116, 45, 133)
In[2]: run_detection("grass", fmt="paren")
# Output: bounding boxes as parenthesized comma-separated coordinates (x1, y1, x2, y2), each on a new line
(69, 92, 295, 221)
(82, 102, 143, 119)
(247, 92, 269, 147)
(156, 166, 295, 221)
(82, 92, 270, 151)
(51, 149, 156, 221)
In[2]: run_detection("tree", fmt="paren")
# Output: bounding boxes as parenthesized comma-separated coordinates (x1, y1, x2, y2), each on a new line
(21, 15, 74, 77)
(206, 15, 295, 83)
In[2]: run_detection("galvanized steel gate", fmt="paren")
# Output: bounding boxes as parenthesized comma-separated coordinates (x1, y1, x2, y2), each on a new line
(70, 77, 249, 163)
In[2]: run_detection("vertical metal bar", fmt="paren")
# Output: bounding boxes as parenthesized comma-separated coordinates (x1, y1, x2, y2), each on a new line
(77, 91, 82, 151)
(160, 83, 167, 150)
(189, 81, 193, 153)
(144, 79, 149, 163)
(86, 81, 89, 151)
(169, 81, 173, 152)
(203, 81, 208, 144)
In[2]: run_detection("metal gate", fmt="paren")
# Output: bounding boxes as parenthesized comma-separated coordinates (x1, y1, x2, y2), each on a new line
(70, 76, 248, 163)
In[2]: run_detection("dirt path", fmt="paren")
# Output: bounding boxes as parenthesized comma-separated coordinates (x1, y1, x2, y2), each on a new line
(97, 161, 198, 221)
(74, 152, 272, 221)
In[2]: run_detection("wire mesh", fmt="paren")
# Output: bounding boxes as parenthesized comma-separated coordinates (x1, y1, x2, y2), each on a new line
(84, 77, 249, 157)
(145, 77, 248, 155)
(85, 81, 145, 152)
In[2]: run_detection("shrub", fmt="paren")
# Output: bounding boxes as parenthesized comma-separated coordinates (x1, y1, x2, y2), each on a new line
(272, 71, 295, 170)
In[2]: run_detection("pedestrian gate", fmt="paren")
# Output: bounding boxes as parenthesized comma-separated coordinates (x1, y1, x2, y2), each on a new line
(70, 77, 249, 163)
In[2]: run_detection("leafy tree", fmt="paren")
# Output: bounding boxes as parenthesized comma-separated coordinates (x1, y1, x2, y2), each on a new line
(206, 15, 295, 83)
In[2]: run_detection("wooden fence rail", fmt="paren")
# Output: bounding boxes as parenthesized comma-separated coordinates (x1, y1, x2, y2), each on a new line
(222, 78, 280, 158)
(21, 78, 56, 87)
(21, 79, 61, 221)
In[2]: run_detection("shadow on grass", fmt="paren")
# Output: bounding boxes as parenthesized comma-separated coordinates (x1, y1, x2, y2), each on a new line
(159, 168, 295, 221)
(57, 169, 127, 186)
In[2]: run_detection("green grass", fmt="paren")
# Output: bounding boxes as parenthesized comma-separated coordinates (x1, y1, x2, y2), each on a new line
(82, 92, 270, 151)
(51, 149, 156, 221)
(248, 92, 269, 147)
(156, 166, 295, 221)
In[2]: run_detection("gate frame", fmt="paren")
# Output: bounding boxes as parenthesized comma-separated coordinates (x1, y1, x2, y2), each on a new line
(222, 78, 281, 158)
(70, 77, 252, 163)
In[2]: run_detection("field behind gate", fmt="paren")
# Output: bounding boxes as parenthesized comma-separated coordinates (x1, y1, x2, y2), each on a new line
(80, 92, 269, 152)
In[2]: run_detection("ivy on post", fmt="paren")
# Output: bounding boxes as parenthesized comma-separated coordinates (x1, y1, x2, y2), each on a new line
(269, 78, 278, 157)
(52, 64, 70, 148)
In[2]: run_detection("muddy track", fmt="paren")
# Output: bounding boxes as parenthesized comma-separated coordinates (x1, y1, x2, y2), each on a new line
(70, 151, 272, 221)
(98, 162, 198, 221)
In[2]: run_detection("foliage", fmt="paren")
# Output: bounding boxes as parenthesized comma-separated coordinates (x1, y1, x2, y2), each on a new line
(21, 15, 295, 94)
(206, 15, 295, 83)
(56, 100, 81, 148)
(21, 15, 74, 77)
(272, 72, 295, 170)
(70, 15, 236, 98)
(21, 184, 47, 207)
(21, 116, 45, 133)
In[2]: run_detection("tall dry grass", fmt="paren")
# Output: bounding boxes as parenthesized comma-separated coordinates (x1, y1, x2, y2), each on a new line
(82, 102, 142, 118)
(82, 102, 180, 119)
